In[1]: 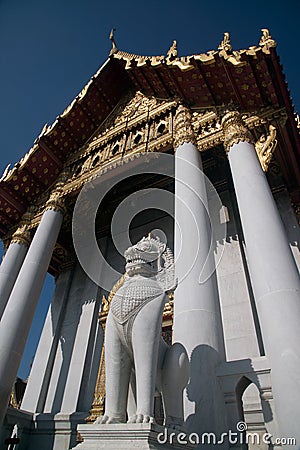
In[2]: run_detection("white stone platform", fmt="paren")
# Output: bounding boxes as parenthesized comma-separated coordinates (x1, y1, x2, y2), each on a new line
(75, 423, 196, 450)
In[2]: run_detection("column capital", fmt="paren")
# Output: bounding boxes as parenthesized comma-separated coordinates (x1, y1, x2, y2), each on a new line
(44, 189, 65, 214)
(221, 111, 253, 153)
(11, 224, 31, 246)
(174, 104, 196, 149)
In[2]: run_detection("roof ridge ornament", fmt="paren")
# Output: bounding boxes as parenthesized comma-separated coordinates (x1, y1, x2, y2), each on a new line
(259, 28, 277, 53)
(109, 28, 118, 56)
(218, 32, 232, 53)
(218, 32, 245, 67)
(166, 40, 178, 61)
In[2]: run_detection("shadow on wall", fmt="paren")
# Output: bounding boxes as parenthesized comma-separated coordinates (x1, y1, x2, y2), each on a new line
(185, 349, 274, 449)
(185, 345, 227, 437)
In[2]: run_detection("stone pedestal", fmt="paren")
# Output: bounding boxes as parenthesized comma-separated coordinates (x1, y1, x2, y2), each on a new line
(75, 423, 196, 450)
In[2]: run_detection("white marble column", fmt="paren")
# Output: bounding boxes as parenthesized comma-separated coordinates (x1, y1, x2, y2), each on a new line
(21, 268, 74, 413)
(0, 226, 30, 319)
(60, 274, 100, 413)
(173, 105, 227, 436)
(222, 111, 300, 444)
(0, 192, 64, 427)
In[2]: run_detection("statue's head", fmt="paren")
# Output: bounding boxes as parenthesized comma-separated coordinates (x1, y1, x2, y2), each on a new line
(124, 234, 166, 277)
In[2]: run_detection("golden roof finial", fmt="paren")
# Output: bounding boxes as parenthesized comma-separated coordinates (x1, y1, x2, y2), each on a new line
(109, 28, 118, 56)
(259, 28, 276, 52)
(166, 40, 178, 60)
(218, 32, 232, 53)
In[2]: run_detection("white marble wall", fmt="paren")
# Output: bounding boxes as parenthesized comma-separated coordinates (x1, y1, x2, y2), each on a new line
(213, 190, 262, 361)
(43, 264, 101, 414)
(275, 190, 300, 270)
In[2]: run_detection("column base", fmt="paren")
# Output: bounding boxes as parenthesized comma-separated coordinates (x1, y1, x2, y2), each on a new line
(75, 423, 196, 450)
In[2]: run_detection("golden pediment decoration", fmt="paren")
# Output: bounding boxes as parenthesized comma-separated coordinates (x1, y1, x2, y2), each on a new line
(115, 91, 159, 125)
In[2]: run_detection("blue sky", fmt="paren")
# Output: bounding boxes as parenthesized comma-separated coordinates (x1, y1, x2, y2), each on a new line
(0, 0, 299, 379)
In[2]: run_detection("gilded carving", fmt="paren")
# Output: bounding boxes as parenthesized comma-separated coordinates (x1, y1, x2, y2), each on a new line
(86, 304, 107, 421)
(166, 40, 178, 60)
(218, 32, 232, 53)
(11, 224, 31, 247)
(59, 89, 285, 195)
(259, 29, 277, 53)
(255, 124, 277, 171)
(218, 32, 246, 66)
(109, 28, 118, 56)
(174, 104, 196, 148)
(44, 189, 65, 214)
(221, 111, 253, 152)
(112, 33, 274, 71)
(115, 91, 158, 125)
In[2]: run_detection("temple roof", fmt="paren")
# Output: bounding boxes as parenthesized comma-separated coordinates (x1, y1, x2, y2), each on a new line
(0, 30, 299, 237)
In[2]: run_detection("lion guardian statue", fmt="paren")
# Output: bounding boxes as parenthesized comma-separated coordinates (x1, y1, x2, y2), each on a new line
(96, 233, 189, 430)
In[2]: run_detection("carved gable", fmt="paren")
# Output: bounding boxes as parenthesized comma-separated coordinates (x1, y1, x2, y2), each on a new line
(64, 92, 177, 194)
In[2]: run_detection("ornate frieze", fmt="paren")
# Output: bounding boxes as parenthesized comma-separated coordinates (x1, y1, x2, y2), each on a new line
(173, 104, 196, 148)
(60, 95, 287, 197)
(221, 111, 253, 152)
(111, 29, 277, 72)
(63, 92, 176, 195)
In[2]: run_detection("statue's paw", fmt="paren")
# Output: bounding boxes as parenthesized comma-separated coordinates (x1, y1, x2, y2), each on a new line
(135, 414, 155, 423)
(94, 415, 107, 424)
(95, 414, 125, 424)
(128, 415, 137, 423)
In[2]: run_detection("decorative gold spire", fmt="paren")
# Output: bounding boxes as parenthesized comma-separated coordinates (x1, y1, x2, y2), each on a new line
(259, 29, 277, 53)
(109, 28, 118, 56)
(221, 111, 253, 153)
(173, 104, 196, 149)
